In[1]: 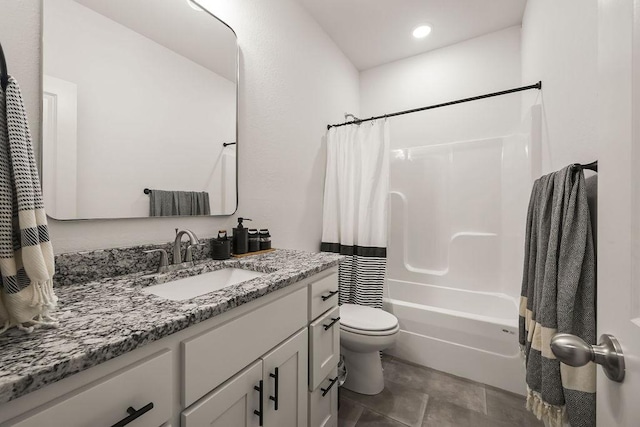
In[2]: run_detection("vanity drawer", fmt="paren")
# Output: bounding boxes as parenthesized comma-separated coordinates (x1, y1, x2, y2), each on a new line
(308, 269, 339, 321)
(5, 350, 172, 427)
(183, 287, 307, 407)
(308, 367, 338, 427)
(309, 306, 340, 391)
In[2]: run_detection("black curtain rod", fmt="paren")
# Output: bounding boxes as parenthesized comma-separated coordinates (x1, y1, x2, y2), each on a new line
(0, 41, 9, 91)
(327, 81, 542, 130)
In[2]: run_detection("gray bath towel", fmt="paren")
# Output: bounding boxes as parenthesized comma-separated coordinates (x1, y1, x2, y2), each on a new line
(519, 165, 596, 427)
(149, 190, 211, 216)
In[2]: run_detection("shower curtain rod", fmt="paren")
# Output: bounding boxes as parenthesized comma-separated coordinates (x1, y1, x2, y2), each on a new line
(327, 81, 542, 130)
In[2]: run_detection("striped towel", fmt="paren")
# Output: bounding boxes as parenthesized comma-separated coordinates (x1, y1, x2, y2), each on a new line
(519, 165, 596, 427)
(0, 77, 57, 334)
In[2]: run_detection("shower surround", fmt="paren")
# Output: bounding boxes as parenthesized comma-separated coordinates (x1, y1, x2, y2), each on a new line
(383, 106, 541, 395)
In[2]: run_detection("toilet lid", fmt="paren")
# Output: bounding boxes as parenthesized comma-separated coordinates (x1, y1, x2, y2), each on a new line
(339, 303, 398, 332)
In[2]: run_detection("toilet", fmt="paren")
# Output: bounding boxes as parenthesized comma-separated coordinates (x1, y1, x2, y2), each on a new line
(339, 303, 400, 395)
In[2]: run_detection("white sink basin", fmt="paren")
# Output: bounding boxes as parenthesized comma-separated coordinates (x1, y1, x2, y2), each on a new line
(142, 268, 265, 301)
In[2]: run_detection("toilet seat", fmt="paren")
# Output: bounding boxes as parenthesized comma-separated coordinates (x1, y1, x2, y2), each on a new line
(340, 323, 400, 336)
(339, 303, 399, 335)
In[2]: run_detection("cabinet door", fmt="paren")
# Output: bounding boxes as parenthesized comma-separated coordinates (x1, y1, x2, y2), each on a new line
(309, 368, 338, 427)
(261, 328, 308, 427)
(309, 306, 340, 390)
(181, 360, 263, 427)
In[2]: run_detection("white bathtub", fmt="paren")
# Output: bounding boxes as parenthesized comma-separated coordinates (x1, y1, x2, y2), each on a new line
(383, 278, 526, 395)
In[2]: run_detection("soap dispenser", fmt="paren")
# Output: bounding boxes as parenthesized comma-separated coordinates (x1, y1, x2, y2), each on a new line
(232, 217, 251, 254)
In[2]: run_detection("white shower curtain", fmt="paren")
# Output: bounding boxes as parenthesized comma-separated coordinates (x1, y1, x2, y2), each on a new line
(321, 119, 390, 308)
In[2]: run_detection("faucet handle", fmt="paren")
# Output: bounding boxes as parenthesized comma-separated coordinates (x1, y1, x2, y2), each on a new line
(143, 249, 169, 273)
(185, 243, 206, 263)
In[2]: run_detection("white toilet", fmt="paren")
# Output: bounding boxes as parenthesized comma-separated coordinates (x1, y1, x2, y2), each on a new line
(339, 303, 400, 395)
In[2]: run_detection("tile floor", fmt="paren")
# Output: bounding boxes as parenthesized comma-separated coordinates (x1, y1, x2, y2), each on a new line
(338, 356, 544, 427)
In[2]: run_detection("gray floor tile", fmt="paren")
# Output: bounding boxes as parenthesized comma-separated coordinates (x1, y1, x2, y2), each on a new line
(422, 398, 513, 427)
(341, 380, 429, 427)
(339, 395, 364, 427)
(383, 357, 486, 414)
(485, 387, 544, 426)
(355, 409, 408, 427)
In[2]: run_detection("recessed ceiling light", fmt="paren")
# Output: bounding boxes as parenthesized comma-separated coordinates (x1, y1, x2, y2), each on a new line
(412, 25, 432, 39)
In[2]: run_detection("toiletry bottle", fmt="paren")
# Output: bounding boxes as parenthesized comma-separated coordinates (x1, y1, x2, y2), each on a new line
(248, 229, 260, 252)
(259, 229, 271, 250)
(232, 217, 251, 254)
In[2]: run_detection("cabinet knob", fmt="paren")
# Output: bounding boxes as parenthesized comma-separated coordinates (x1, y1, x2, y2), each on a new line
(110, 402, 154, 427)
(269, 367, 279, 410)
(321, 290, 339, 301)
(321, 377, 339, 397)
(254, 380, 264, 426)
(323, 317, 340, 331)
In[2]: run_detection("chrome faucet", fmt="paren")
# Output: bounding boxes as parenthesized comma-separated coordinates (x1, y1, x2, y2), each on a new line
(173, 229, 201, 265)
(143, 229, 204, 275)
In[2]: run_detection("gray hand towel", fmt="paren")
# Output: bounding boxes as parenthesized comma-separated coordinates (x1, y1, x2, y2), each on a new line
(149, 190, 211, 216)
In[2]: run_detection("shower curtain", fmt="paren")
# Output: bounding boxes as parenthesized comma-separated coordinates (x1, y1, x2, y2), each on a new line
(321, 120, 390, 308)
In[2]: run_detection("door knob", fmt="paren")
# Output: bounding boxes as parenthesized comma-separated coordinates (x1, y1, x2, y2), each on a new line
(550, 333, 625, 382)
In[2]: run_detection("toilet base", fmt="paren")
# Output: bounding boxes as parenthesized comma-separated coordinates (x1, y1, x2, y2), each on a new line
(341, 347, 384, 395)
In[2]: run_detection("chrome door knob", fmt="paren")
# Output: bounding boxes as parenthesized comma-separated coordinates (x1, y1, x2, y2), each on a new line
(550, 333, 625, 382)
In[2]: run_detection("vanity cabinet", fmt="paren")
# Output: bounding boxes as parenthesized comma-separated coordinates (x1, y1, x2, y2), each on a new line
(5, 350, 173, 427)
(181, 360, 263, 427)
(181, 287, 307, 407)
(183, 328, 308, 427)
(0, 266, 340, 427)
(307, 271, 340, 427)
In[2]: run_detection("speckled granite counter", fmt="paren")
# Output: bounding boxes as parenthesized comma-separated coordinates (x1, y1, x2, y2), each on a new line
(0, 249, 343, 404)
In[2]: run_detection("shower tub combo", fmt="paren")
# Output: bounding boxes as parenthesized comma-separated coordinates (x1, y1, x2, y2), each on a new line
(383, 108, 540, 395)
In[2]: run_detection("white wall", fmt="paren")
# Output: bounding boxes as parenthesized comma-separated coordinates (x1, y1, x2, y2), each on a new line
(0, 0, 359, 253)
(521, 0, 599, 174)
(360, 26, 522, 148)
(361, 26, 527, 298)
(44, 0, 236, 218)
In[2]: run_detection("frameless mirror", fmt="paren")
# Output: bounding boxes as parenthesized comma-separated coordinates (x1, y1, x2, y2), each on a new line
(42, 0, 238, 219)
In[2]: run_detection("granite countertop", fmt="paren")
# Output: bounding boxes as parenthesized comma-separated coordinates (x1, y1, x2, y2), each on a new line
(0, 249, 343, 405)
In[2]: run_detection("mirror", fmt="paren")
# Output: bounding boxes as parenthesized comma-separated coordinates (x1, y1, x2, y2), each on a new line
(42, 0, 238, 219)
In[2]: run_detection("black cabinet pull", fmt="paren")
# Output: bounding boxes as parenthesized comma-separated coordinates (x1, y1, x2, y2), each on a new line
(321, 377, 339, 397)
(269, 367, 279, 410)
(110, 402, 154, 427)
(254, 380, 264, 426)
(321, 290, 339, 301)
(323, 316, 340, 331)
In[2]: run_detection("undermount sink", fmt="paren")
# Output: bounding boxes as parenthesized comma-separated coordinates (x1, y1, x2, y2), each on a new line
(142, 268, 265, 301)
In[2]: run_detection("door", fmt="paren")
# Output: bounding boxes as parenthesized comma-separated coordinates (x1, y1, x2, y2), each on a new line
(261, 328, 308, 427)
(596, 0, 640, 425)
(181, 360, 263, 427)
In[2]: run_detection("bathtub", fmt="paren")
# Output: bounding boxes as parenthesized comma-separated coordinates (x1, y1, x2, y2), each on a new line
(383, 278, 526, 395)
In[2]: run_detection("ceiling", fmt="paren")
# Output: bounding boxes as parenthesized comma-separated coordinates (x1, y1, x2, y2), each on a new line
(296, 0, 527, 71)
(74, 0, 237, 82)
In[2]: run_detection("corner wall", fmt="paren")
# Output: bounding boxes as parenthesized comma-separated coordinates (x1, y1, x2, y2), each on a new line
(521, 0, 599, 174)
(360, 26, 522, 148)
(0, 0, 359, 253)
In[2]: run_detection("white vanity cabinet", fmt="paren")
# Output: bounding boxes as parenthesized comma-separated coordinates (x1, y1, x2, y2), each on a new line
(181, 360, 263, 427)
(183, 328, 308, 427)
(3, 350, 173, 427)
(0, 266, 340, 427)
(307, 271, 340, 427)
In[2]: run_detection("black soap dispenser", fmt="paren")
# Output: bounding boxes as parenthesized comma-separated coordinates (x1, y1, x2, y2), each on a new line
(232, 217, 251, 255)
